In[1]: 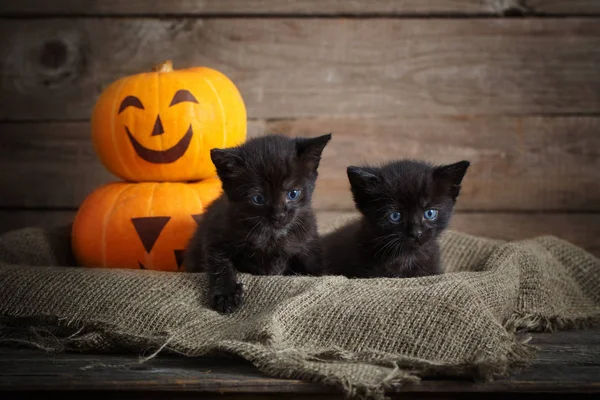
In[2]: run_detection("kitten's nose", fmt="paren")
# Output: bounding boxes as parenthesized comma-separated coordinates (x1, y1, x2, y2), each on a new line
(409, 227, 423, 240)
(271, 211, 286, 223)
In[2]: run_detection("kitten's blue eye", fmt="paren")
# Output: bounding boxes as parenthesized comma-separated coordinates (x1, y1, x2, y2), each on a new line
(424, 209, 438, 220)
(287, 189, 301, 201)
(251, 194, 265, 205)
(388, 211, 401, 223)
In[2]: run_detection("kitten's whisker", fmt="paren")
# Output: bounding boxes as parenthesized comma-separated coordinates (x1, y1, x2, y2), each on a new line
(382, 239, 401, 260)
(238, 221, 263, 252)
(294, 218, 308, 235)
(371, 233, 397, 245)
(390, 240, 404, 260)
(373, 242, 392, 258)
(371, 234, 399, 255)
(388, 239, 403, 259)
(374, 237, 399, 259)
(239, 216, 261, 222)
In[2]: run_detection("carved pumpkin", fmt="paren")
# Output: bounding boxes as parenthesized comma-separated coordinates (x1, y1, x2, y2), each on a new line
(91, 60, 247, 182)
(71, 179, 222, 271)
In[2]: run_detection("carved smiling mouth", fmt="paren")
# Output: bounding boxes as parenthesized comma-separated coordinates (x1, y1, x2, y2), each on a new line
(126, 124, 193, 164)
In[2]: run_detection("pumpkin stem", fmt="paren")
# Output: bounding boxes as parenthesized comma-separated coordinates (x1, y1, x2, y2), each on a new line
(153, 60, 174, 73)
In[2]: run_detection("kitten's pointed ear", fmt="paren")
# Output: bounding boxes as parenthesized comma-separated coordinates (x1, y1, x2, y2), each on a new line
(210, 147, 242, 179)
(295, 133, 332, 171)
(433, 160, 470, 200)
(347, 166, 381, 194)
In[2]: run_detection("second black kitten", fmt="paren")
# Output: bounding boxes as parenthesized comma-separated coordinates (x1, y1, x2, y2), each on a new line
(184, 133, 331, 314)
(322, 159, 470, 278)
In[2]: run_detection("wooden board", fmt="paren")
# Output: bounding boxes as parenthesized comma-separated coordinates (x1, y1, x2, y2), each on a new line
(1, 0, 599, 16)
(0, 328, 599, 397)
(1, 210, 598, 257)
(0, 210, 76, 235)
(266, 116, 600, 212)
(1, 117, 598, 212)
(1, 18, 600, 120)
(0, 122, 116, 209)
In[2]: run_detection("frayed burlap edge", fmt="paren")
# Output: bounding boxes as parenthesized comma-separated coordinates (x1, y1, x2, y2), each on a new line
(504, 311, 600, 334)
(0, 315, 538, 400)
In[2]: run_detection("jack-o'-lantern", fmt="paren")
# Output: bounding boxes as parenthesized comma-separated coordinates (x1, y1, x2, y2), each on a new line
(71, 179, 222, 271)
(91, 60, 247, 182)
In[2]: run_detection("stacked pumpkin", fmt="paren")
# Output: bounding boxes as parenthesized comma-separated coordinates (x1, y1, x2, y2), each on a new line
(71, 61, 247, 272)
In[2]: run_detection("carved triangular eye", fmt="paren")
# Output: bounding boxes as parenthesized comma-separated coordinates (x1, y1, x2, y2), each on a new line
(131, 216, 171, 253)
(192, 214, 203, 225)
(170, 90, 199, 106)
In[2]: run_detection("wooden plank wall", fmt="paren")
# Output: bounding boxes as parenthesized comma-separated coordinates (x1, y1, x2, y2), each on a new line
(0, 1, 598, 256)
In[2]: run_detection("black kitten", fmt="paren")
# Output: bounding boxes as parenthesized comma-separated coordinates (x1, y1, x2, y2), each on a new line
(322, 159, 470, 278)
(184, 133, 332, 314)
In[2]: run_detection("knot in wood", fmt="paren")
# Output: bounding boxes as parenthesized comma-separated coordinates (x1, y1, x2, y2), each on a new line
(39, 40, 68, 69)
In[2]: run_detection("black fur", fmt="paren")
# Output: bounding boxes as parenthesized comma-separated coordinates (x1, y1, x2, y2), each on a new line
(322, 159, 470, 278)
(184, 133, 332, 313)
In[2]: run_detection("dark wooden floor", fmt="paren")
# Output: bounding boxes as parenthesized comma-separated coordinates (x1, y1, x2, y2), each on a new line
(0, 328, 598, 399)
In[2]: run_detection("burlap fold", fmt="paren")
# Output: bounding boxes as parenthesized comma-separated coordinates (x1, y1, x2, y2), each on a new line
(0, 225, 599, 399)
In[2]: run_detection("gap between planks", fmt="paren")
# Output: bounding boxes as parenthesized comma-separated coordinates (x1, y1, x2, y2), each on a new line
(1, 0, 600, 17)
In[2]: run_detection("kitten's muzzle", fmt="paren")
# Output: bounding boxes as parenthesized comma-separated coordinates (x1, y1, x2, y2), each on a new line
(408, 228, 425, 245)
(408, 228, 423, 239)
(271, 211, 286, 222)
(270, 211, 289, 228)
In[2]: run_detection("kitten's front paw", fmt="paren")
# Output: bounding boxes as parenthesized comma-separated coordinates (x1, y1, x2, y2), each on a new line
(211, 282, 244, 314)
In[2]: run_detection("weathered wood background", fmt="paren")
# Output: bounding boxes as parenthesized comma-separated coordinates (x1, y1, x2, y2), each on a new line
(0, 0, 598, 256)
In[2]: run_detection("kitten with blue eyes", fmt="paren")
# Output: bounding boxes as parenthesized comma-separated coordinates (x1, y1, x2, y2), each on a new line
(322, 159, 470, 278)
(184, 133, 332, 314)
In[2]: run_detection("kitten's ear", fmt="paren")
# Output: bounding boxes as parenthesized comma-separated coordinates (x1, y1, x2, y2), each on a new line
(295, 133, 332, 171)
(210, 147, 243, 179)
(347, 166, 381, 194)
(433, 160, 470, 200)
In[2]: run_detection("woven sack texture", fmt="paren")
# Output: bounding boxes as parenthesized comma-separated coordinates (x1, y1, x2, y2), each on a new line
(0, 224, 598, 399)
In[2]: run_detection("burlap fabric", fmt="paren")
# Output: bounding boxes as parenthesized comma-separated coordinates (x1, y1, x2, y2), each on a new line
(0, 222, 599, 399)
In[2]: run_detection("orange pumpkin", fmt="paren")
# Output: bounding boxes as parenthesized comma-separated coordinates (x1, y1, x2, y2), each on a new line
(71, 179, 222, 272)
(91, 60, 247, 182)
